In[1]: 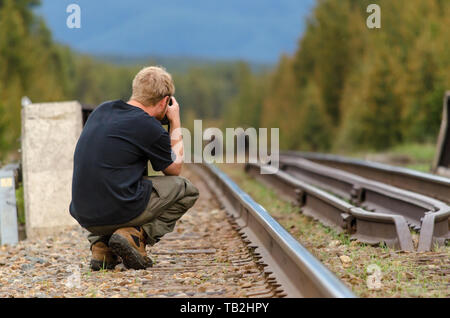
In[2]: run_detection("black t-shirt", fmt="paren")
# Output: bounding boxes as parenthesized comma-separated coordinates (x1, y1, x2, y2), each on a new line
(69, 100, 174, 228)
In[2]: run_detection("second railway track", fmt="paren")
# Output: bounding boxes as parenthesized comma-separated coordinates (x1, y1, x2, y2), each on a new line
(282, 151, 450, 205)
(255, 152, 450, 252)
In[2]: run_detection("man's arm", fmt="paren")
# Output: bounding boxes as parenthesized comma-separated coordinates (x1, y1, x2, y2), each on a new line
(163, 98, 183, 176)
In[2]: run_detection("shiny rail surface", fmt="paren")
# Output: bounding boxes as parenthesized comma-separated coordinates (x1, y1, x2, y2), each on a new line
(281, 151, 450, 204)
(278, 152, 450, 251)
(191, 163, 355, 298)
(245, 163, 415, 251)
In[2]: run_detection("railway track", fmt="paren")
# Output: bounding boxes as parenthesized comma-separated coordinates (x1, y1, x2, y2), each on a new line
(247, 152, 450, 252)
(282, 151, 450, 204)
(0, 163, 355, 298)
(190, 163, 355, 298)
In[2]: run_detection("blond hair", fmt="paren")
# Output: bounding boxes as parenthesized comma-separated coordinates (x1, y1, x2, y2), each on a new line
(131, 66, 175, 106)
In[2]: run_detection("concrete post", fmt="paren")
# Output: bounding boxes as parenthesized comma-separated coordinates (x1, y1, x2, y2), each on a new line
(21, 101, 82, 238)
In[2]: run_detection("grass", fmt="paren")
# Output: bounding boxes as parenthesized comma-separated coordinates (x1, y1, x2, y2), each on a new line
(15, 183, 25, 225)
(389, 143, 436, 163)
(344, 142, 436, 173)
(217, 163, 450, 298)
(388, 143, 436, 172)
(403, 163, 433, 173)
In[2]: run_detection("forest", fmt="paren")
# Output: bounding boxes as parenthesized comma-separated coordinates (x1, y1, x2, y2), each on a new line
(227, 0, 450, 152)
(1, 0, 449, 163)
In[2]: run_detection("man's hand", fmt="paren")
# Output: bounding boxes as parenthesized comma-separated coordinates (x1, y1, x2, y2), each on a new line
(163, 97, 183, 176)
(166, 97, 180, 125)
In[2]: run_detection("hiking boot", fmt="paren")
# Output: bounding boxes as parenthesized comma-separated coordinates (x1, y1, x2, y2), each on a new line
(90, 241, 120, 271)
(108, 226, 153, 269)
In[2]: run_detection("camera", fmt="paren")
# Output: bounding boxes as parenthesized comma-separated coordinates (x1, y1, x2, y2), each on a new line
(160, 96, 172, 125)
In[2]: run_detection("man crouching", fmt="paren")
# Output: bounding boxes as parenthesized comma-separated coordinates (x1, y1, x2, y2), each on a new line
(69, 66, 199, 270)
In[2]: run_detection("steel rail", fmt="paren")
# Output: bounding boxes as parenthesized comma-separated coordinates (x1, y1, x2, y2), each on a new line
(190, 163, 355, 298)
(279, 157, 447, 229)
(278, 152, 450, 251)
(245, 163, 415, 251)
(281, 151, 450, 204)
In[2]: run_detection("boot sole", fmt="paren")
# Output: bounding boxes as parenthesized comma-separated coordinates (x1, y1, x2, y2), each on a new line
(109, 234, 152, 270)
(90, 259, 118, 271)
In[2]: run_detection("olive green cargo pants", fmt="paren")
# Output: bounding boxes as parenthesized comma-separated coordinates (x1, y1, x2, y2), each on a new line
(86, 176, 199, 247)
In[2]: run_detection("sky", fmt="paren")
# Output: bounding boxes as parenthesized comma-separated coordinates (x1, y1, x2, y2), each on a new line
(36, 0, 316, 64)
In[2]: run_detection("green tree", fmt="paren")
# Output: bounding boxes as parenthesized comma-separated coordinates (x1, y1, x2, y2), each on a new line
(226, 62, 265, 129)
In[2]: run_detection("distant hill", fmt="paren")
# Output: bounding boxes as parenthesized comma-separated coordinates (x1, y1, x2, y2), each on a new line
(94, 54, 271, 73)
(35, 0, 315, 64)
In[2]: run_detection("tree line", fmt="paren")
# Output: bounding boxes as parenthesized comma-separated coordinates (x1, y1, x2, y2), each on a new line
(1, 0, 449, 162)
(226, 0, 450, 152)
(0, 0, 253, 162)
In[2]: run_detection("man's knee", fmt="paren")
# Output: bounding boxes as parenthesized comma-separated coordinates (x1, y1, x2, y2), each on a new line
(151, 175, 199, 208)
(167, 176, 198, 196)
(173, 177, 199, 210)
(181, 177, 199, 198)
